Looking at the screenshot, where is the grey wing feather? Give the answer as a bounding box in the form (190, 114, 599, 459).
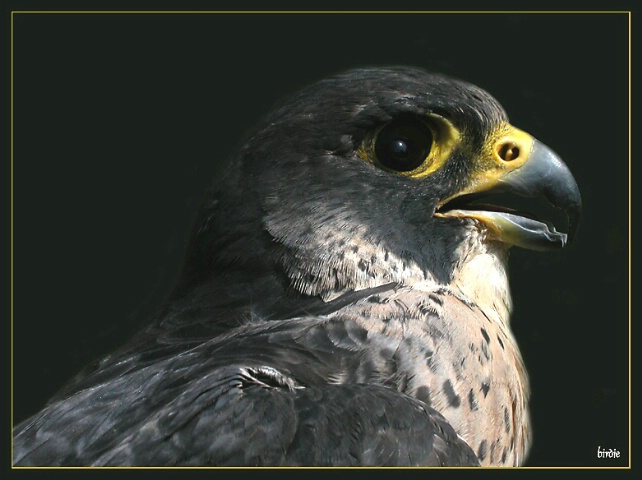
(14, 362, 477, 466)
(14, 315, 479, 466)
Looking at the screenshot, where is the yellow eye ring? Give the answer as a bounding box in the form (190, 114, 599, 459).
(359, 113, 461, 179)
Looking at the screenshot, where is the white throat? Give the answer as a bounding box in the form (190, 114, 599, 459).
(449, 226, 513, 327)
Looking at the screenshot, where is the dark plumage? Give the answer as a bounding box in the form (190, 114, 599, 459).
(13, 66, 581, 467)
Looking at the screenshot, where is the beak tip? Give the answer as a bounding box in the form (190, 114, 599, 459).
(518, 138, 583, 247)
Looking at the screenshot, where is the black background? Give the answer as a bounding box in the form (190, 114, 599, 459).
(7, 8, 631, 469)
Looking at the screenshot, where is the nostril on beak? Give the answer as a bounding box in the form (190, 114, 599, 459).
(497, 142, 521, 162)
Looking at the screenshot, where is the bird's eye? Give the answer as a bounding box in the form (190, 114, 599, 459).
(374, 116, 434, 172)
(358, 113, 459, 179)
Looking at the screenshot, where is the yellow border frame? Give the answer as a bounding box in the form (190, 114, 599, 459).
(9, 10, 632, 470)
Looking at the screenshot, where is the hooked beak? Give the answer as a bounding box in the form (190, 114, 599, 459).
(435, 126, 581, 251)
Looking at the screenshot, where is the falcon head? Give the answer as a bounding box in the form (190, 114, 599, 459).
(182, 66, 581, 311)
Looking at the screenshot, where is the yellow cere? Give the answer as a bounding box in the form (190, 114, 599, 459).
(437, 124, 535, 209)
(469, 124, 534, 190)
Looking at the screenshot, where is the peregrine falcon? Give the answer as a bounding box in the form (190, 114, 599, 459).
(13, 66, 581, 467)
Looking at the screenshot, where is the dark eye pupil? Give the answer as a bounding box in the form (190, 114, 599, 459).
(375, 116, 433, 172)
